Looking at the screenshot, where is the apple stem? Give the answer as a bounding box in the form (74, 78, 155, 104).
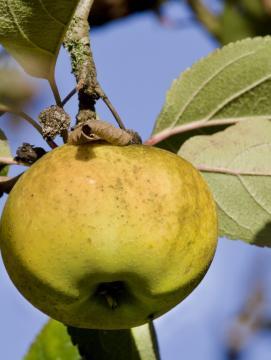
(148, 320, 161, 360)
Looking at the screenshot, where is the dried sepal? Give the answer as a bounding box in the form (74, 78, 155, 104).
(68, 119, 142, 146)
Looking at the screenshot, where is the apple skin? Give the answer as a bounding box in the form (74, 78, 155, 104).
(0, 143, 217, 329)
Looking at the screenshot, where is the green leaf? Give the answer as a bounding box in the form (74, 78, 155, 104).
(179, 119, 271, 247)
(152, 37, 271, 152)
(0, 0, 79, 79)
(24, 320, 80, 360)
(0, 129, 11, 176)
(68, 322, 159, 360)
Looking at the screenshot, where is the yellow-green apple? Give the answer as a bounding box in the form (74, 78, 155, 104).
(0, 143, 217, 329)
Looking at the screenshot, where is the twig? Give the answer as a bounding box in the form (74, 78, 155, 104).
(89, 0, 164, 27)
(62, 87, 77, 106)
(49, 77, 62, 107)
(48, 77, 69, 144)
(95, 87, 126, 130)
(186, 0, 221, 40)
(0, 157, 20, 166)
(0, 174, 22, 195)
(262, 0, 271, 15)
(0, 107, 42, 135)
(63, 0, 97, 123)
(0, 106, 54, 149)
(64, 0, 125, 129)
(18, 111, 43, 134)
(225, 285, 265, 359)
(1, 108, 58, 149)
(18, 112, 58, 149)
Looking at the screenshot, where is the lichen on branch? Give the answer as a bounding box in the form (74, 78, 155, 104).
(186, 0, 222, 40)
(64, 0, 99, 123)
(63, 0, 125, 130)
(64, 1, 97, 94)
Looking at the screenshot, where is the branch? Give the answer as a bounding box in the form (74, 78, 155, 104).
(225, 284, 265, 359)
(0, 146, 46, 168)
(0, 157, 20, 166)
(64, 0, 96, 91)
(18, 112, 58, 149)
(18, 111, 43, 133)
(0, 174, 22, 196)
(0, 107, 42, 134)
(1, 107, 58, 149)
(64, 0, 125, 128)
(186, 0, 221, 40)
(89, 0, 164, 27)
(49, 77, 62, 107)
(262, 0, 271, 15)
(62, 87, 77, 106)
(95, 87, 126, 130)
(64, 0, 98, 123)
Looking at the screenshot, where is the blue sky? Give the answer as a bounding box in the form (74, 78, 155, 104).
(1, 2, 271, 359)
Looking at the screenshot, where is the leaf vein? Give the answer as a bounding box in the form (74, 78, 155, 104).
(238, 175, 271, 216)
(7, 0, 53, 56)
(171, 51, 255, 128)
(38, 0, 66, 26)
(205, 74, 271, 121)
(216, 198, 253, 234)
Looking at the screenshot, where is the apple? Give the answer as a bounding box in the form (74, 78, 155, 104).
(0, 143, 217, 329)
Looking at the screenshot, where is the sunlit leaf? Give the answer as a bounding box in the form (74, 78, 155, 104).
(24, 320, 80, 360)
(180, 119, 271, 247)
(0, 129, 11, 176)
(0, 0, 79, 79)
(152, 37, 271, 152)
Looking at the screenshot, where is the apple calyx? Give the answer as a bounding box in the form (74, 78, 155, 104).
(95, 281, 126, 310)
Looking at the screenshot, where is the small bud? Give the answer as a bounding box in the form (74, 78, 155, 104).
(39, 105, 71, 140)
(15, 143, 46, 164)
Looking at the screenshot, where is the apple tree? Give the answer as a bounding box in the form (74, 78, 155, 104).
(0, 0, 271, 359)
